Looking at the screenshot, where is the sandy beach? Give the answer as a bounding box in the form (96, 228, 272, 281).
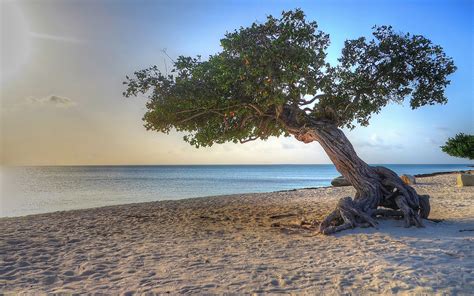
(1, 172, 473, 294)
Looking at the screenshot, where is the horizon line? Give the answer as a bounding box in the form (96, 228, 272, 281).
(2, 163, 472, 168)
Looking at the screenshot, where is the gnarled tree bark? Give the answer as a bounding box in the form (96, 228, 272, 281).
(292, 123, 430, 235)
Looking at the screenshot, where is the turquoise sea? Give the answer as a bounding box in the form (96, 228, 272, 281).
(0, 164, 471, 217)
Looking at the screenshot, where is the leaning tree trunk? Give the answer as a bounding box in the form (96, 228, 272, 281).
(294, 123, 430, 234)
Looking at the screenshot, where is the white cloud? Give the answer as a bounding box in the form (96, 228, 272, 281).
(435, 126, 451, 132)
(30, 32, 84, 44)
(26, 95, 76, 108)
(357, 133, 403, 150)
(425, 137, 443, 146)
(281, 142, 296, 150)
(370, 133, 383, 144)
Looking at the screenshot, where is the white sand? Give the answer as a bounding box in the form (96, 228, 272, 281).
(1, 173, 473, 294)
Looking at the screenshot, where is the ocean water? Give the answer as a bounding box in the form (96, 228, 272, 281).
(0, 164, 471, 217)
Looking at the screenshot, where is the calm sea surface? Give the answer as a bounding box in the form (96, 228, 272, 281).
(0, 164, 471, 217)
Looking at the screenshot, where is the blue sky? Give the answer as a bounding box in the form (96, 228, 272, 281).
(1, 0, 472, 165)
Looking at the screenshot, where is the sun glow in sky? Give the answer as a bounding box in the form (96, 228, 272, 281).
(1, 2, 31, 83)
(0, 0, 473, 165)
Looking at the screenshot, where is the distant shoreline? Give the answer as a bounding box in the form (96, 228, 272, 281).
(277, 169, 474, 192)
(414, 169, 473, 178)
(2, 169, 473, 220)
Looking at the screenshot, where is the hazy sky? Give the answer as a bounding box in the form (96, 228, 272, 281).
(1, 0, 473, 165)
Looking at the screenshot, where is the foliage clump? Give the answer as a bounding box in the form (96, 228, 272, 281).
(441, 133, 474, 160)
(124, 9, 456, 148)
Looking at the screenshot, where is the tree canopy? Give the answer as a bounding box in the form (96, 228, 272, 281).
(441, 133, 474, 160)
(124, 9, 456, 148)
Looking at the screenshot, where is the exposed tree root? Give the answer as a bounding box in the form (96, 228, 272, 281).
(319, 166, 431, 235)
(319, 196, 378, 234)
(291, 124, 432, 235)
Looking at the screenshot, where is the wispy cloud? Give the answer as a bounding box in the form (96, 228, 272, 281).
(435, 126, 451, 133)
(26, 95, 76, 108)
(357, 133, 403, 150)
(30, 32, 84, 44)
(281, 142, 296, 150)
(425, 137, 443, 146)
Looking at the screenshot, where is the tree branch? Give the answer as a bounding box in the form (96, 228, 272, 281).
(178, 111, 209, 123)
(175, 104, 243, 114)
(178, 109, 228, 124)
(298, 94, 327, 106)
(239, 136, 258, 143)
(246, 103, 265, 115)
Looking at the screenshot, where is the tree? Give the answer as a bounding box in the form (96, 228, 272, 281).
(124, 9, 456, 234)
(441, 133, 474, 160)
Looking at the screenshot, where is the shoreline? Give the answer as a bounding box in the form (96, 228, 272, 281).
(414, 169, 473, 178)
(2, 169, 472, 220)
(1, 172, 473, 294)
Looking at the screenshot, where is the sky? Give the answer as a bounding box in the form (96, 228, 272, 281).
(0, 0, 473, 165)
